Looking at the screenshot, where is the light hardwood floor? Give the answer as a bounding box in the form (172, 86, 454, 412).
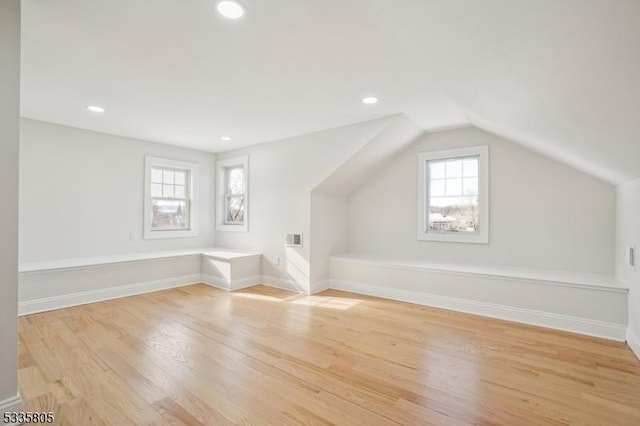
(18, 284, 640, 425)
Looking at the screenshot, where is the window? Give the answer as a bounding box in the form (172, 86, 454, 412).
(418, 146, 489, 243)
(217, 156, 248, 232)
(144, 157, 199, 239)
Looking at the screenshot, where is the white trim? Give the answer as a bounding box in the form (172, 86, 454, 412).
(202, 251, 262, 262)
(261, 275, 306, 293)
(425, 122, 473, 133)
(20, 253, 204, 274)
(200, 273, 230, 291)
(626, 327, 640, 360)
(310, 279, 331, 294)
(0, 394, 23, 425)
(216, 155, 249, 232)
(417, 145, 489, 244)
(19, 274, 201, 316)
(202, 273, 306, 294)
(144, 156, 199, 240)
(201, 274, 263, 291)
(230, 275, 263, 291)
(329, 256, 627, 293)
(20, 248, 261, 273)
(329, 279, 626, 341)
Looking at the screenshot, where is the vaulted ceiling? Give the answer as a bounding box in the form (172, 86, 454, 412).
(21, 0, 640, 183)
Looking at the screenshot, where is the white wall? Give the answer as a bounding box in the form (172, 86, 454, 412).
(215, 118, 393, 293)
(309, 115, 423, 292)
(330, 257, 627, 340)
(348, 127, 616, 275)
(19, 119, 217, 262)
(310, 193, 349, 288)
(0, 0, 21, 410)
(616, 178, 640, 352)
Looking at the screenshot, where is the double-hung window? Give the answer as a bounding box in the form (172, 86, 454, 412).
(144, 157, 199, 239)
(216, 156, 248, 232)
(418, 146, 489, 243)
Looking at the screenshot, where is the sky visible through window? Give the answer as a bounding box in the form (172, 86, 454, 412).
(151, 167, 189, 230)
(428, 156, 479, 233)
(226, 166, 244, 223)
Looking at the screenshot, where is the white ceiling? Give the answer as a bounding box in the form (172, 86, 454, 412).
(21, 0, 640, 184)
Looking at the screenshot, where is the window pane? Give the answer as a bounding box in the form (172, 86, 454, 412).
(430, 180, 445, 197)
(428, 196, 479, 233)
(163, 170, 174, 184)
(151, 168, 163, 183)
(152, 199, 189, 230)
(225, 195, 245, 224)
(429, 161, 445, 179)
(445, 178, 462, 196)
(151, 183, 163, 197)
(463, 158, 479, 177)
(445, 160, 462, 178)
(174, 185, 186, 199)
(163, 184, 174, 198)
(174, 171, 186, 185)
(227, 167, 244, 195)
(463, 177, 478, 196)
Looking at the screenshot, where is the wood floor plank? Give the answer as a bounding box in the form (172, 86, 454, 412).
(18, 284, 640, 425)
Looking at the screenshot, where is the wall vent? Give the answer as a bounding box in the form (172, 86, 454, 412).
(285, 233, 303, 248)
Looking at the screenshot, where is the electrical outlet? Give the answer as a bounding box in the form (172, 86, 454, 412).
(129, 232, 138, 241)
(272, 256, 280, 266)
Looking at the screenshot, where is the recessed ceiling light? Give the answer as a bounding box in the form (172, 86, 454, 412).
(87, 105, 105, 113)
(216, 0, 245, 19)
(220, 136, 232, 141)
(362, 96, 379, 105)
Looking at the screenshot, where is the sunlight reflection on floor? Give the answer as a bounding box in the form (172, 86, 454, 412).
(232, 292, 284, 302)
(292, 296, 361, 310)
(231, 291, 362, 310)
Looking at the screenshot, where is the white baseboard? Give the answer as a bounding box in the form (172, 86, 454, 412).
(20, 272, 300, 316)
(0, 394, 23, 425)
(261, 275, 307, 293)
(18, 270, 626, 342)
(626, 327, 640, 360)
(19, 274, 201, 316)
(310, 279, 331, 295)
(206, 273, 307, 294)
(330, 280, 627, 341)
(200, 274, 264, 292)
(230, 275, 263, 291)
(200, 273, 230, 291)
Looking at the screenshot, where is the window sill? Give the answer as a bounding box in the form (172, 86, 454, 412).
(418, 231, 488, 244)
(144, 229, 198, 239)
(216, 223, 248, 232)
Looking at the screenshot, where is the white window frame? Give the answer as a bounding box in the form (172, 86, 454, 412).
(417, 145, 489, 244)
(144, 156, 199, 239)
(216, 155, 249, 232)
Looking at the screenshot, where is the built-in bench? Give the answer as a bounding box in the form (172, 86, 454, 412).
(20, 249, 629, 342)
(329, 254, 628, 341)
(19, 248, 262, 315)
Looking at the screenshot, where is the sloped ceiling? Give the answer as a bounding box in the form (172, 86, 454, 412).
(313, 114, 424, 195)
(21, 0, 640, 183)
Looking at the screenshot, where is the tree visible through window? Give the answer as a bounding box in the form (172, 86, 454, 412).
(427, 156, 479, 233)
(224, 166, 244, 224)
(418, 145, 488, 244)
(150, 167, 190, 230)
(216, 156, 248, 232)
(144, 156, 198, 240)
